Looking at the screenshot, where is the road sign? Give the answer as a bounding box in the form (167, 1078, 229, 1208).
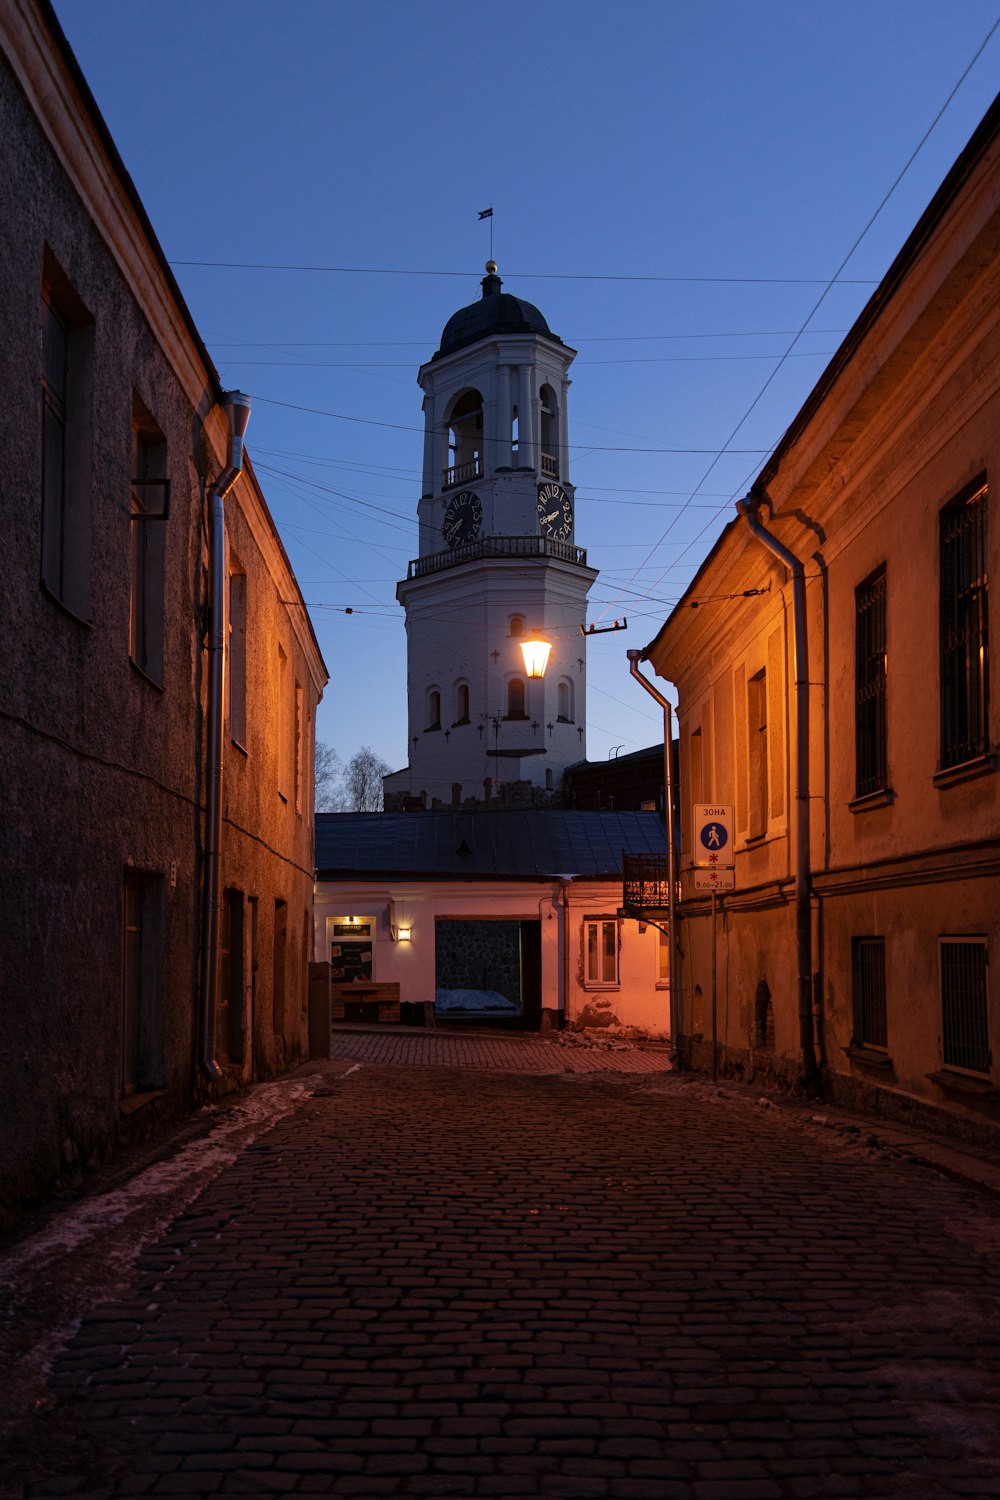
(693, 804, 734, 868)
(694, 868, 735, 892)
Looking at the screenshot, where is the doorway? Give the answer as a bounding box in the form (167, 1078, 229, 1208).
(434, 918, 542, 1029)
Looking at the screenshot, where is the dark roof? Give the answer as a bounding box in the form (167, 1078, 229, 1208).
(315, 810, 665, 880)
(434, 267, 562, 361)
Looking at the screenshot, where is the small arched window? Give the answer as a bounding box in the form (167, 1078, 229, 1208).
(454, 682, 470, 724)
(427, 688, 441, 730)
(540, 384, 558, 478)
(557, 678, 574, 723)
(507, 678, 526, 718)
(509, 614, 525, 638)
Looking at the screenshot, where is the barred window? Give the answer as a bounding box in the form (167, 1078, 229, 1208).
(855, 567, 887, 797)
(852, 937, 887, 1049)
(940, 939, 990, 1075)
(940, 480, 988, 769)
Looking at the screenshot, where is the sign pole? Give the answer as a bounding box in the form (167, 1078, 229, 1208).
(711, 888, 718, 1083)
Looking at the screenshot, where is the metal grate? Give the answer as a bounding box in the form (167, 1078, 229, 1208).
(941, 940, 990, 1074)
(940, 482, 989, 769)
(855, 567, 887, 796)
(623, 853, 671, 913)
(851, 936, 887, 1048)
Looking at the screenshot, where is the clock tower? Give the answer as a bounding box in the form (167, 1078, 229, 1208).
(384, 264, 598, 810)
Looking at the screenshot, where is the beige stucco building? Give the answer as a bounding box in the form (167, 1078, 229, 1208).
(0, 0, 327, 1222)
(643, 97, 999, 1137)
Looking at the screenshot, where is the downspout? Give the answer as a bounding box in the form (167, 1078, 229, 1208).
(735, 489, 818, 1084)
(626, 652, 680, 1061)
(199, 391, 252, 1080)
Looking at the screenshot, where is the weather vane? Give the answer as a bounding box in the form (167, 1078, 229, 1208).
(478, 205, 493, 260)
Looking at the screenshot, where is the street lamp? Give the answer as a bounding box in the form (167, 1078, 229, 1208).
(519, 634, 552, 678)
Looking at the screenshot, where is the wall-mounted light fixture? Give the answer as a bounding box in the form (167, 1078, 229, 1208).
(397, 925, 412, 942)
(520, 635, 552, 678)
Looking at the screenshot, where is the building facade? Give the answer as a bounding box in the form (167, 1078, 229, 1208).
(0, 0, 327, 1223)
(384, 266, 598, 810)
(644, 98, 1000, 1137)
(314, 811, 671, 1036)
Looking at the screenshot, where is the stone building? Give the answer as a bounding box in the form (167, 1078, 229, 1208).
(0, 0, 327, 1222)
(642, 96, 1000, 1137)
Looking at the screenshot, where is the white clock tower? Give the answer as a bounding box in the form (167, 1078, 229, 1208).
(384, 263, 598, 811)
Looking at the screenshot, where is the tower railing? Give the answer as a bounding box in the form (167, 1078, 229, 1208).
(541, 453, 559, 478)
(408, 535, 589, 580)
(443, 459, 484, 490)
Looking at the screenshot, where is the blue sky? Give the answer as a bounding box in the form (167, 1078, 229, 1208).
(53, 0, 1000, 772)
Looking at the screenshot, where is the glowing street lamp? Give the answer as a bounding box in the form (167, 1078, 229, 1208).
(519, 635, 552, 678)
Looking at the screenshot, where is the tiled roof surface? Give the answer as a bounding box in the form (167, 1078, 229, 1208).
(315, 810, 666, 879)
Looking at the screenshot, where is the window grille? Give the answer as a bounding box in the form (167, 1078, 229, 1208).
(855, 567, 887, 796)
(940, 939, 989, 1074)
(851, 936, 887, 1049)
(940, 482, 988, 768)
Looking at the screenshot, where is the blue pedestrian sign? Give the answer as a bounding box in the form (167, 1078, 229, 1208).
(693, 805, 734, 869)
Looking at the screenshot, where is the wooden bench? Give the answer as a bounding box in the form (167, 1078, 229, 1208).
(331, 982, 401, 1024)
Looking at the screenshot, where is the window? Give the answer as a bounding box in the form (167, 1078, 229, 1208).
(328, 915, 374, 984)
(509, 615, 525, 638)
(272, 898, 287, 1037)
(540, 384, 558, 478)
(41, 268, 94, 620)
(855, 566, 887, 797)
(217, 890, 245, 1066)
(940, 938, 989, 1074)
(427, 688, 441, 730)
(122, 871, 164, 1094)
(557, 678, 574, 723)
(454, 682, 470, 724)
(940, 479, 989, 769)
(851, 937, 887, 1049)
(506, 678, 526, 718)
(748, 668, 768, 839)
(294, 683, 304, 814)
(228, 567, 247, 747)
(277, 645, 289, 799)
(585, 918, 618, 986)
(129, 401, 167, 684)
(445, 388, 484, 486)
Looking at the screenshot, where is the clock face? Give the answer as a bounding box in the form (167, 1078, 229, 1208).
(537, 482, 573, 541)
(442, 489, 482, 547)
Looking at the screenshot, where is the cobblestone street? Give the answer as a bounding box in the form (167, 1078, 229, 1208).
(3, 1037, 1000, 1498)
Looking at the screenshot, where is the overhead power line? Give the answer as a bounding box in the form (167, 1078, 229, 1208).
(173, 259, 879, 286)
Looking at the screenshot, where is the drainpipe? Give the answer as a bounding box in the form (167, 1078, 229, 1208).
(626, 652, 680, 1061)
(199, 391, 252, 1081)
(735, 489, 818, 1084)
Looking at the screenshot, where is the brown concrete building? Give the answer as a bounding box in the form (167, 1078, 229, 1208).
(0, 0, 328, 1222)
(643, 96, 1000, 1139)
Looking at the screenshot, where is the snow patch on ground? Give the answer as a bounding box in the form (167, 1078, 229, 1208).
(435, 987, 520, 1015)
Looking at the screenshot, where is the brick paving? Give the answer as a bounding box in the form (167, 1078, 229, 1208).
(4, 1055, 1000, 1498)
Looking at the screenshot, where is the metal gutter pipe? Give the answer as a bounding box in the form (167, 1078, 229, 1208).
(199, 391, 252, 1081)
(735, 491, 818, 1083)
(626, 652, 680, 1061)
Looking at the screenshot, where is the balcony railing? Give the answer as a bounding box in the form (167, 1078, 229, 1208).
(622, 853, 671, 913)
(541, 452, 559, 478)
(408, 535, 589, 580)
(443, 458, 483, 490)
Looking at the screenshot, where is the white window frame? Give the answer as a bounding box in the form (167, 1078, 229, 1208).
(584, 917, 619, 989)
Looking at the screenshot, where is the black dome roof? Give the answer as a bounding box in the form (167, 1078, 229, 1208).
(433, 265, 560, 361)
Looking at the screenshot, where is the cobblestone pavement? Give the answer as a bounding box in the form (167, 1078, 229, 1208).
(4, 1053, 1000, 1499)
(328, 1027, 676, 1074)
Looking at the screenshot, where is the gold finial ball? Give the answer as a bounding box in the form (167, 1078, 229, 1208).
(485, 260, 498, 275)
